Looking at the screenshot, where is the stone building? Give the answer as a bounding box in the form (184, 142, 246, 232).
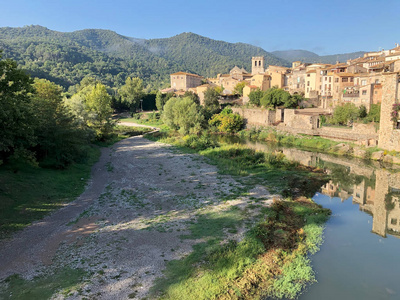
(252, 56, 265, 75)
(170, 72, 203, 91)
(378, 72, 400, 151)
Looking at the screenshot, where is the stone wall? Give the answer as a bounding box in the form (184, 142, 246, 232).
(231, 107, 276, 127)
(233, 107, 379, 143)
(378, 72, 400, 151)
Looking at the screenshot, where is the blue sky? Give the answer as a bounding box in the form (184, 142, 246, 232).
(0, 0, 399, 55)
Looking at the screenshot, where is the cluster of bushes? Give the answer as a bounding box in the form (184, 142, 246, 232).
(324, 103, 381, 126)
(160, 87, 244, 136)
(249, 87, 304, 109)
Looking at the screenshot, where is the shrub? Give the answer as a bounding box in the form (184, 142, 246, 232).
(209, 108, 244, 133)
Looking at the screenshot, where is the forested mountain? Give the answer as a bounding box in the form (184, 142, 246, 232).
(271, 49, 366, 64)
(0, 25, 287, 90)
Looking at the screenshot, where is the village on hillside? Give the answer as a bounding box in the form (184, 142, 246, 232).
(161, 44, 400, 152)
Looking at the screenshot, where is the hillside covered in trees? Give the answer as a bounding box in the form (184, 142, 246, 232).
(0, 25, 288, 90)
(271, 49, 366, 64)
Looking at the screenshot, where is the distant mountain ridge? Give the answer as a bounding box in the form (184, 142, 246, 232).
(0, 25, 287, 89)
(271, 49, 366, 64)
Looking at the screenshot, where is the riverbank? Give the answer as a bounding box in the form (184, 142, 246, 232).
(145, 131, 331, 299)
(0, 130, 330, 300)
(0, 126, 152, 239)
(237, 127, 400, 164)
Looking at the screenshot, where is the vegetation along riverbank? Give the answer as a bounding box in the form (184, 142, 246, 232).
(145, 128, 331, 299)
(235, 126, 400, 164)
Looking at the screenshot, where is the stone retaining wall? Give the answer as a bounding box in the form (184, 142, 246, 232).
(233, 107, 379, 144)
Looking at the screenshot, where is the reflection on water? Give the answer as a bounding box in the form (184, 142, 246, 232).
(242, 140, 400, 239)
(281, 147, 400, 240)
(233, 139, 400, 299)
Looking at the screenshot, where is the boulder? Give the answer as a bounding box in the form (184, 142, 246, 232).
(353, 148, 367, 159)
(371, 151, 384, 161)
(383, 154, 400, 165)
(335, 143, 352, 154)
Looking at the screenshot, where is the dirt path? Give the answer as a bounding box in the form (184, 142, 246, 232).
(0, 135, 273, 299)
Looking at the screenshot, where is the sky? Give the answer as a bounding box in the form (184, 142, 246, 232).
(0, 0, 399, 55)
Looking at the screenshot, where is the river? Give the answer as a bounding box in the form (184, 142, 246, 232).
(221, 137, 400, 300)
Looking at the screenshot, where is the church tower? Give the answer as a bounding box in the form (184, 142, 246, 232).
(252, 56, 265, 75)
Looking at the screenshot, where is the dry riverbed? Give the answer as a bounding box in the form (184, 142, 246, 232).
(0, 134, 276, 299)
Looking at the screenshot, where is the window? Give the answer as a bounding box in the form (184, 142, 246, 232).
(375, 79, 380, 84)
(342, 78, 348, 82)
(255, 61, 257, 67)
(350, 78, 354, 82)
(335, 78, 339, 83)
(307, 81, 310, 86)
(391, 219, 398, 225)
(320, 77, 322, 82)
(361, 80, 367, 85)
(307, 74, 310, 77)
(362, 90, 367, 95)
(329, 77, 332, 83)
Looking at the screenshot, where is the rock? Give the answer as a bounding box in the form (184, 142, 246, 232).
(371, 151, 384, 161)
(335, 144, 352, 154)
(383, 154, 400, 165)
(353, 148, 367, 159)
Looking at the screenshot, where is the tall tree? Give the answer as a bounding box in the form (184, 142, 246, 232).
(203, 87, 221, 120)
(85, 83, 115, 140)
(0, 54, 35, 162)
(118, 77, 144, 112)
(32, 78, 90, 167)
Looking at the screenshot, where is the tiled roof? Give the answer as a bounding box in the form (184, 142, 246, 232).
(171, 72, 202, 77)
(335, 72, 355, 77)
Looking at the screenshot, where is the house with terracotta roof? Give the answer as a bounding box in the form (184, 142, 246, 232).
(170, 72, 203, 91)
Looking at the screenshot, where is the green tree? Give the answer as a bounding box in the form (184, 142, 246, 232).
(203, 87, 221, 118)
(209, 107, 244, 133)
(183, 90, 200, 105)
(155, 91, 163, 111)
(332, 103, 359, 125)
(233, 82, 247, 96)
(358, 105, 367, 119)
(32, 78, 90, 167)
(0, 54, 35, 162)
(365, 104, 381, 122)
(118, 77, 144, 112)
(85, 83, 115, 140)
(162, 97, 204, 134)
(260, 88, 299, 108)
(248, 89, 264, 106)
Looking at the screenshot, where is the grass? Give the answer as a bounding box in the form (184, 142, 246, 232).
(146, 131, 331, 299)
(93, 125, 153, 147)
(151, 199, 330, 300)
(0, 268, 87, 299)
(0, 125, 150, 239)
(119, 116, 163, 127)
(0, 146, 100, 239)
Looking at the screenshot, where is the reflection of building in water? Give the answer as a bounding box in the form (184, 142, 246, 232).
(320, 181, 350, 201)
(326, 168, 400, 239)
(246, 142, 400, 238)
